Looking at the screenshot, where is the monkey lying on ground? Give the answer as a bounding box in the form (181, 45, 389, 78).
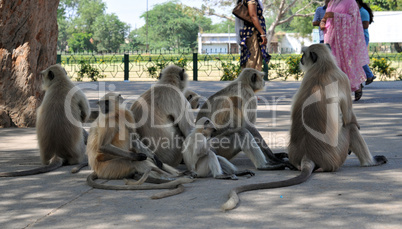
(182, 117, 254, 179)
(86, 93, 192, 198)
(0, 64, 90, 177)
(130, 65, 195, 167)
(221, 44, 387, 211)
(196, 68, 292, 170)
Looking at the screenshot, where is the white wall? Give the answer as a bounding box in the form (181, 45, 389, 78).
(369, 11, 402, 43)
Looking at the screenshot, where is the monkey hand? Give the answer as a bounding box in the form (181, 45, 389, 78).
(234, 169, 255, 177)
(152, 155, 164, 169)
(274, 152, 289, 159)
(129, 152, 147, 161)
(373, 155, 388, 166)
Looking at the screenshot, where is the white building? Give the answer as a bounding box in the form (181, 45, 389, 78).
(197, 32, 313, 54)
(369, 11, 402, 43)
(197, 33, 239, 54)
(277, 33, 313, 54)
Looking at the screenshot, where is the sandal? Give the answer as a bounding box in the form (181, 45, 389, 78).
(365, 76, 376, 85)
(354, 85, 363, 101)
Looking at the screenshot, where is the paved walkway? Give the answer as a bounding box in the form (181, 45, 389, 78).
(0, 81, 401, 229)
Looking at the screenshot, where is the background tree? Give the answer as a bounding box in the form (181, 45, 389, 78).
(367, 0, 402, 11)
(74, 0, 106, 35)
(138, 1, 211, 49)
(68, 32, 95, 52)
(57, 0, 130, 52)
(93, 13, 130, 52)
(206, 20, 236, 33)
(57, 0, 80, 51)
(120, 29, 147, 51)
(200, 0, 320, 50)
(1, 0, 59, 127)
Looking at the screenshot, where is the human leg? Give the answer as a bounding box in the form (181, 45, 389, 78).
(245, 30, 263, 71)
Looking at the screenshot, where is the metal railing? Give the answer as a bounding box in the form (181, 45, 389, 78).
(57, 47, 402, 81)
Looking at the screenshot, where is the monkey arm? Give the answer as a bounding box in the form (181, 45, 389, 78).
(130, 139, 163, 168)
(176, 108, 195, 137)
(339, 92, 360, 129)
(99, 144, 147, 161)
(77, 92, 90, 122)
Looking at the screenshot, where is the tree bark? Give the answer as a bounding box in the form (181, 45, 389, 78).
(0, 0, 59, 127)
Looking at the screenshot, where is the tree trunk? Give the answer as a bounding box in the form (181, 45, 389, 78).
(0, 0, 59, 127)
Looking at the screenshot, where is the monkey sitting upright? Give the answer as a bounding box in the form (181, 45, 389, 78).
(0, 64, 90, 177)
(196, 68, 291, 170)
(86, 93, 192, 192)
(130, 65, 195, 168)
(221, 44, 387, 211)
(182, 117, 254, 179)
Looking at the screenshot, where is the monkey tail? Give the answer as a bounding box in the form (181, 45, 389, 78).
(221, 160, 315, 212)
(150, 184, 185, 199)
(87, 172, 193, 191)
(71, 162, 88, 174)
(0, 157, 63, 177)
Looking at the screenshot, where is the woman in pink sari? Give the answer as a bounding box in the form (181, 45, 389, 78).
(320, 0, 369, 101)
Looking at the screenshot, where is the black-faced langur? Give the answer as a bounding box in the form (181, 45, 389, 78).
(182, 117, 255, 179)
(0, 64, 90, 177)
(196, 68, 292, 170)
(221, 44, 387, 211)
(130, 65, 195, 167)
(184, 89, 201, 110)
(86, 93, 192, 197)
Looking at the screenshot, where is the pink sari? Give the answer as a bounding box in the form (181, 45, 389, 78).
(324, 0, 369, 92)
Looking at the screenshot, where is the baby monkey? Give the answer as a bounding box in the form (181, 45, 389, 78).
(182, 117, 254, 179)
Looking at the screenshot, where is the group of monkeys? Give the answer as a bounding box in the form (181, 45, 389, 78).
(0, 44, 387, 211)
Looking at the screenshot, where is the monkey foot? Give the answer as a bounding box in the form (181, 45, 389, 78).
(373, 155, 388, 165)
(215, 174, 238, 180)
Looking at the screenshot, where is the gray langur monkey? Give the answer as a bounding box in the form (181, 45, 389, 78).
(182, 117, 255, 179)
(0, 64, 90, 177)
(184, 89, 201, 109)
(130, 65, 194, 167)
(86, 93, 192, 198)
(196, 68, 292, 171)
(221, 44, 387, 211)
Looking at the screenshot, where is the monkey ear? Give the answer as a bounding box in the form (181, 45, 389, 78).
(310, 52, 318, 63)
(179, 69, 185, 81)
(48, 70, 55, 80)
(301, 53, 305, 65)
(158, 73, 162, 80)
(251, 73, 257, 83)
(325, 43, 332, 51)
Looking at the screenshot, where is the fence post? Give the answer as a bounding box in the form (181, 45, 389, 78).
(193, 52, 198, 81)
(56, 54, 61, 64)
(124, 53, 129, 82)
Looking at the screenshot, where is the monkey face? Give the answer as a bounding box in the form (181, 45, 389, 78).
(249, 69, 265, 92)
(196, 117, 216, 138)
(185, 91, 200, 109)
(40, 64, 68, 90)
(300, 44, 336, 73)
(98, 93, 123, 114)
(159, 65, 188, 91)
